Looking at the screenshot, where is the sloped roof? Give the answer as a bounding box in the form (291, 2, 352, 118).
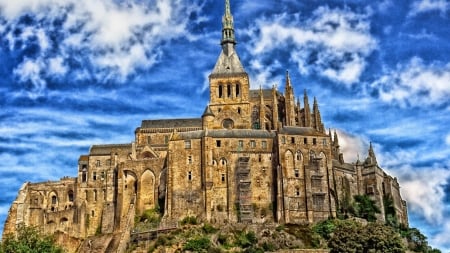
(141, 118, 202, 129)
(280, 126, 328, 136)
(89, 144, 132, 155)
(210, 47, 246, 76)
(173, 129, 275, 140)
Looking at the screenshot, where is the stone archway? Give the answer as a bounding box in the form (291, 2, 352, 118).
(138, 169, 156, 213)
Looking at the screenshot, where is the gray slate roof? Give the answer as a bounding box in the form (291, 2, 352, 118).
(89, 144, 132, 155)
(211, 46, 246, 76)
(175, 129, 275, 140)
(141, 118, 202, 129)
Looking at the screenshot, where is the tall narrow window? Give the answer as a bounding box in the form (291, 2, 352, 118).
(250, 140, 256, 148)
(187, 155, 193, 164)
(94, 190, 97, 201)
(93, 172, 97, 181)
(185, 140, 191, 149)
(51, 195, 57, 204)
(221, 174, 225, 182)
(82, 168, 87, 183)
(296, 187, 300, 196)
(313, 138, 317, 145)
(188, 171, 192, 181)
(68, 191, 74, 202)
(238, 140, 243, 148)
(304, 138, 308, 144)
(294, 169, 299, 178)
(236, 84, 240, 97)
(262, 141, 267, 149)
(218, 85, 223, 98)
(227, 84, 231, 97)
(216, 140, 221, 147)
(96, 160, 101, 167)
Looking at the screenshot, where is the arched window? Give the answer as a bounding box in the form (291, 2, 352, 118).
(218, 85, 223, 98)
(51, 195, 57, 205)
(68, 191, 74, 202)
(236, 83, 240, 97)
(82, 167, 87, 183)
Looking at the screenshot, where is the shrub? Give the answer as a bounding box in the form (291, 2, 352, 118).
(0, 224, 63, 253)
(202, 223, 218, 234)
(180, 216, 198, 226)
(184, 236, 211, 251)
(313, 219, 336, 240)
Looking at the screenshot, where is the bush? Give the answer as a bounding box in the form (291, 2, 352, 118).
(313, 219, 336, 240)
(234, 231, 258, 248)
(328, 221, 404, 253)
(202, 223, 218, 234)
(184, 236, 211, 251)
(180, 216, 198, 226)
(0, 224, 63, 253)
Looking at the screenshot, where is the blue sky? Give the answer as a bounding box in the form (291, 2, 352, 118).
(0, 0, 449, 250)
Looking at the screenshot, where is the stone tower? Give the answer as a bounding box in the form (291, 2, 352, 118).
(208, 0, 251, 130)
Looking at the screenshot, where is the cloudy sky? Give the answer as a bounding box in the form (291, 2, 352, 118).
(0, 0, 449, 250)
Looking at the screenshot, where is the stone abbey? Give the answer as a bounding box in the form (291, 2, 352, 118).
(3, 0, 408, 251)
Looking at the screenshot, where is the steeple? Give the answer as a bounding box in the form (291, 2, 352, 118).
(211, 0, 246, 75)
(313, 97, 325, 132)
(221, 0, 236, 46)
(367, 142, 378, 165)
(284, 71, 296, 126)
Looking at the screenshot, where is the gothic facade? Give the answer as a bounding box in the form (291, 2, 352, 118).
(3, 0, 408, 250)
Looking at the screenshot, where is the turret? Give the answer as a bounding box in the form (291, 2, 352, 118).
(259, 86, 266, 130)
(365, 142, 378, 165)
(303, 90, 311, 127)
(284, 71, 296, 126)
(272, 85, 279, 131)
(312, 97, 325, 132)
(202, 105, 215, 129)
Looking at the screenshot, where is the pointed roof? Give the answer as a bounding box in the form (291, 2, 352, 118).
(211, 0, 246, 76)
(202, 105, 215, 117)
(285, 70, 292, 89)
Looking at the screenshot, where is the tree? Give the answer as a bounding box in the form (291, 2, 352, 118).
(328, 221, 404, 253)
(0, 224, 63, 253)
(351, 195, 380, 222)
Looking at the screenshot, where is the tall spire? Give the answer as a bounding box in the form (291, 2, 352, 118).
(221, 0, 236, 46)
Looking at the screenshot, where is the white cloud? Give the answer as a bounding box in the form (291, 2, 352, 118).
(13, 58, 47, 98)
(373, 57, 450, 107)
(395, 165, 450, 224)
(335, 129, 369, 162)
(0, 0, 203, 96)
(246, 6, 377, 86)
(409, 0, 450, 16)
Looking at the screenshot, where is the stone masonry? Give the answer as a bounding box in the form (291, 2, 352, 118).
(3, 0, 408, 251)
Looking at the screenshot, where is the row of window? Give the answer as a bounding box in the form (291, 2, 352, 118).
(84, 189, 107, 202)
(218, 83, 240, 99)
(281, 136, 327, 146)
(81, 170, 106, 183)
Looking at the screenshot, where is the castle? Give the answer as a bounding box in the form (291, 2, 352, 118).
(3, 0, 408, 251)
